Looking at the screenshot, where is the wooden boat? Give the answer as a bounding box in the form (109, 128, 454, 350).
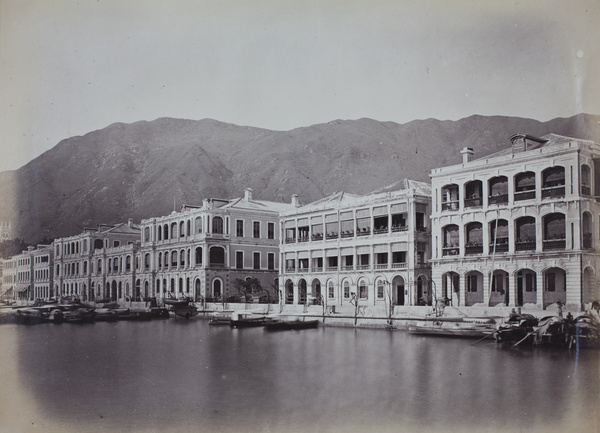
(532, 316, 572, 347)
(208, 312, 233, 326)
(567, 314, 600, 349)
(408, 319, 496, 338)
(494, 313, 539, 344)
(229, 311, 272, 328)
(264, 315, 319, 331)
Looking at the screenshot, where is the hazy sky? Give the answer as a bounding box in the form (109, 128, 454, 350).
(1, 0, 599, 171)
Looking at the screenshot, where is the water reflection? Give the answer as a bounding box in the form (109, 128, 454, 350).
(5, 320, 599, 433)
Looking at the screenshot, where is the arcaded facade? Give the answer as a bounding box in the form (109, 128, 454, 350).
(430, 133, 600, 310)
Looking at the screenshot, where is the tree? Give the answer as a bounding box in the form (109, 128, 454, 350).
(232, 278, 263, 302)
(0, 238, 30, 259)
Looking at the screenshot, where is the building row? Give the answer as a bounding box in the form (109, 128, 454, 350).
(1, 132, 599, 311)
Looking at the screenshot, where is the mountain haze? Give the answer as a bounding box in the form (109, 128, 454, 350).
(1, 114, 599, 243)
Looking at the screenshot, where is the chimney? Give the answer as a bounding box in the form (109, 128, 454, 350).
(291, 194, 299, 207)
(128, 218, 133, 228)
(244, 188, 253, 201)
(460, 147, 474, 164)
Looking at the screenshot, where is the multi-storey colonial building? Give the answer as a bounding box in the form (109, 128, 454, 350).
(430, 133, 600, 310)
(53, 220, 141, 301)
(32, 244, 53, 300)
(279, 180, 431, 309)
(138, 189, 296, 302)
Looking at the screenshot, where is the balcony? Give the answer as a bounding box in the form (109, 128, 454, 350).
(489, 240, 509, 253)
(515, 240, 536, 252)
(285, 267, 296, 273)
(373, 228, 388, 235)
(297, 237, 310, 243)
(442, 246, 459, 256)
(391, 225, 408, 232)
(356, 264, 370, 271)
(312, 266, 323, 272)
(514, 190, 535, 202)
(464, 197, 483, 208)
(488, 194, 508, 205)
(285, 238, 296, 244)
(311, 234, 323, 241)
(356, 228, 371, 236)
(392, 262, 407, 269)
(543, 238, 566, 251)
(374, 264, 389, 270)
(340, 231, 354, 238)
(464, 243, 483, 255)
(542, 186, 565, 199)
(326, 266, 338, 272)
(325, 232, 339, 240)
(340, 265, 354, 271)
(442, 201, 459, 212)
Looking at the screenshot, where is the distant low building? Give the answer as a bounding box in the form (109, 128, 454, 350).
(430, 133, 600, 310)
(279, 180, 432, 308)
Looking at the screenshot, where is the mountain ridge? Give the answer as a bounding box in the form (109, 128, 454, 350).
(1, 113, 599, 243)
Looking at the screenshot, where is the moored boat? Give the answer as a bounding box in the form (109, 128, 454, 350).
(408, 318, 496, 338)
(229, 311, 272, 328)
(494, 312, 539, 344)
(264, 315, 319, 331)
(208, 311, 233, 326)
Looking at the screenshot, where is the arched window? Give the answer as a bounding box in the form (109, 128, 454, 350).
(180, 249, 185, 266)
(514, 171, 536, 201)
(213, 279, 222, 298)
(464, 180, 482, 208)
(171, 222, 178, 238)
(543, 213, 565, 250)
(488, 176, 508, 204)
(489, 219, 509, 253)
(515, 217, 536, 251)
(187, 220, 191, 236)
(465, 222, 483, 255)
(343, 280, 350, 299)
(144, 227, 150, 242)
(195, 247, 203, 265)
(94, 239, 104, 250)
(441, 184, 459, 211)
(581, 164, 591, 196)
(542, 166, 565, 199)
(158, 252, 162, 269)
(358, 279, 368, 299)
(163, 224, 169, 240)
(582, 211, 593, 249)
(196, 217, 202, 233)
(328, 281, 335, 299)
(212, 216, 224, 234)
(157, 225, 162, 241)
(209, 247, 225, 267)
(180, 221, 185, 238)
(443, 224, 459, 256)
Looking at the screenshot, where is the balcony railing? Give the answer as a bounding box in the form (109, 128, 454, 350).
(581, 186, 591, 196)
(285, 267, 296, 273)
(285, 238, 296, 244)
(356, 264, 370, 271)
(311, 234, 324, 241)
(356, 228, 371, 236)
(325, 233, 339, 240)
(489, 242, 509, 253)
(465, 244, 483, 255)
(326, 266, 338, 272)
(515, 240, 536, 252)
(340, 265, 354, 271)
(340, 231, 354, 238)
(373, 228, 388, 235)
(312, 266, 323, 272)
(488, 194, 508, 205)
(464, 197, 483, 208)
(543, 239, 566, 251)
(514, 190, 535, 201)
(442, 201, 459, 211)
(442, 247, 459, 256)
(391, 225, 408, 232)
(392, 262, 407, 269)
(542, 186, 565, 199)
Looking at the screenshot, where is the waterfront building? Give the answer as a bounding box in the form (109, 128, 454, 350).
(279, 180, 432, 309)
(53, 220, 141, 301)
(32, 244, 53, 300)
(1, 256, 16, 302)
(430, 133, 600, 310)
(138, 189, 296, 302)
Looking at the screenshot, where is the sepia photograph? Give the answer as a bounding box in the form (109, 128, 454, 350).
(0, 1, 599, 432)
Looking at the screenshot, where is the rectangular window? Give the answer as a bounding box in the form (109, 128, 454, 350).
(113, 241, 120, 248)
(525, 274, 536, 292)
(267, 253, 275, 270)
(253, 252, 260, 270)
(545, 273, 555, 292)
(236, 220, 244, 237)
(468, 275, 478, 292)
(253, 221, 260, 238)
(328, 285, 334, 299)
(268, 222, 275, 239)
(359, 284, 368, 299)
(377, 284, 384, 299)
(236, 251, 243, 269)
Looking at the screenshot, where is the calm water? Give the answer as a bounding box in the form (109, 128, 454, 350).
(0, 318, 598, 433)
